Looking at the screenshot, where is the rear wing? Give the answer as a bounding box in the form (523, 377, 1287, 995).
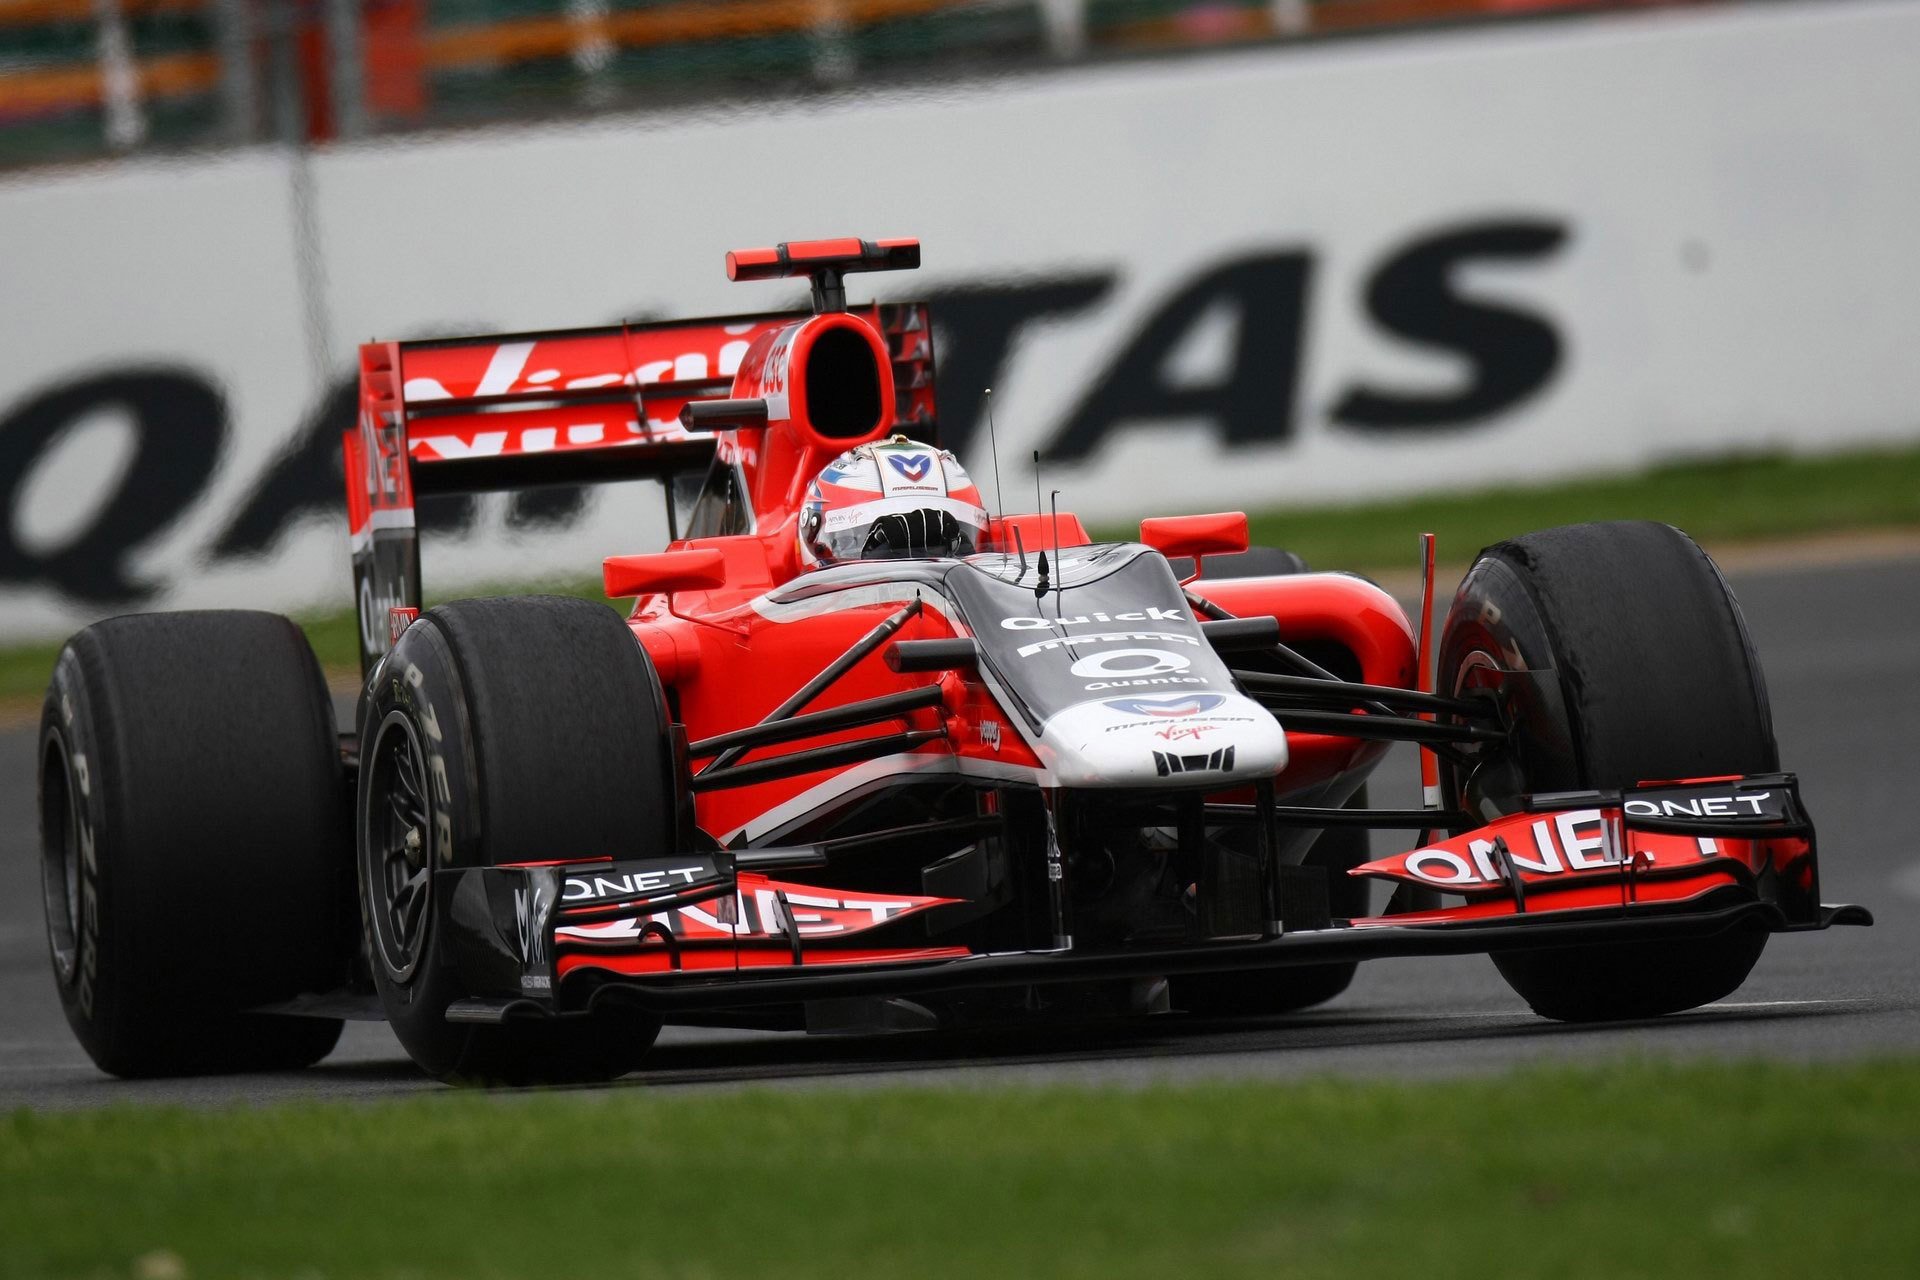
(345, 304, 936, 673)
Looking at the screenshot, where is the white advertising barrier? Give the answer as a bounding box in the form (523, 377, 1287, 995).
(3, 0, 1919, 642)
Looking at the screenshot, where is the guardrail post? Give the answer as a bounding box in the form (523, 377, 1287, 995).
(265, 0, 304, 145)
(214, 0, 258, 142)
(809, 0, 855, 83)
(567, 0, 617, 105)
(1038, 0, 1086, 60)
(1271, 0, 1310, 36)
(329, 0, 369, 138)
(91, 0, 147, 150)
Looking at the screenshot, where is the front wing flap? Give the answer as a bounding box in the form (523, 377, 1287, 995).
(1350, 773, 1823, 925)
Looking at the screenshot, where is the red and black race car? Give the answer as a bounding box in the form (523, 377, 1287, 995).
(36, 238, 1870, 1083)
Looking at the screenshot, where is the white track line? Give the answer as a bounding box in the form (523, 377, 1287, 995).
(1360, 999, 1857, 1023)
(1706, 999, 1856, 1010)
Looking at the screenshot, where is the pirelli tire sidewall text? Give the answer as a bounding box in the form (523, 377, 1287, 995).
(358, 618, 482, 1031)
(40, 651, 111, 1038)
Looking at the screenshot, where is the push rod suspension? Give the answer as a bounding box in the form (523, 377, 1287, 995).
(688, 684, 945, 759)
(702, 596, 924, 773)
(1231, 670, 1492, 720)
(691, 729, 947, 793)
(1187, 591, 1399, 718)
(1254, 706, 1503, 745)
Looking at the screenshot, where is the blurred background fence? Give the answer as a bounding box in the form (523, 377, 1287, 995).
(2, 0, 1916, 645)
(1, 0, 1710, 169)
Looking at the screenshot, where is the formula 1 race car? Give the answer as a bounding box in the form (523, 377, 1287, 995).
(36, 237, 1871, 1083)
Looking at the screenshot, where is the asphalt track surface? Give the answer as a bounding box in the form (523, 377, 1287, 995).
(3, 555, 1916, 1108)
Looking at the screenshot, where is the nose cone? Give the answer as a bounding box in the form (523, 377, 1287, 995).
(1036, 691, 1288, 789)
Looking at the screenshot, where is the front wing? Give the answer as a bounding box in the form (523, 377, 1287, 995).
(428, 773, 1870, 1024)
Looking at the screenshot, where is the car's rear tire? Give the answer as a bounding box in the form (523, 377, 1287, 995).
(358, 596, 675, 1085)
(37, 611, 349, 1077)
(1438, 521, 1778, 1022)
(1171, 787, 1371, 1017)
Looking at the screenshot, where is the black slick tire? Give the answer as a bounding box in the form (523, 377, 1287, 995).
(358, 596, 674, 1086)
(1437, 521, 1777, 1022)
(37, 611, 349, 1078)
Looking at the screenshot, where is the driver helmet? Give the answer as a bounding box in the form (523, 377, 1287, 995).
(798, 436, 990, 568)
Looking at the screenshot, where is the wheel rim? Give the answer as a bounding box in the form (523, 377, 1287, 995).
(39, 732, 81, 985)
(364, 711, 434, 983)
(1445, 646, 1527, 827)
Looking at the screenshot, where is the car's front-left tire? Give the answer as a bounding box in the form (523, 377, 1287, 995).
(359, 595, 676, 1085)
(38, 611, 349, 1078)
(1438, 521, 1778, 1022)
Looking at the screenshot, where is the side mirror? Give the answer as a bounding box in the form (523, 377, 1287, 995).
(886, 638, 980, 673)
(1139, 512, 1250, 563)
(604, 548, 727, 598)
(679, 398, 768, 431)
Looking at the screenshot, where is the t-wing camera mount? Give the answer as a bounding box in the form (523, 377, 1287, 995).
(725, 237, 921, 313)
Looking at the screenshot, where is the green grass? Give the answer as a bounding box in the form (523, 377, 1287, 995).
(1155, 445, 1920, 572)
(2, 1059, 1916, 1278)
(5, 444, 1919, 710)
(0, 639, 67, 713)
(0, 579, 627, 715)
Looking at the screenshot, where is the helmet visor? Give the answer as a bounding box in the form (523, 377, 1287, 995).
(811, 495, 988, 563)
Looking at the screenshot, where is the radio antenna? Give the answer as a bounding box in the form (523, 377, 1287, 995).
(982, 388, 1007, 527)
(1049, 488, 1064, 611)
(1031, 450, 1049, 601)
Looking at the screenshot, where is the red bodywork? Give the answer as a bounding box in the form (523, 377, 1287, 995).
(345, 238, 1841, 1010)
